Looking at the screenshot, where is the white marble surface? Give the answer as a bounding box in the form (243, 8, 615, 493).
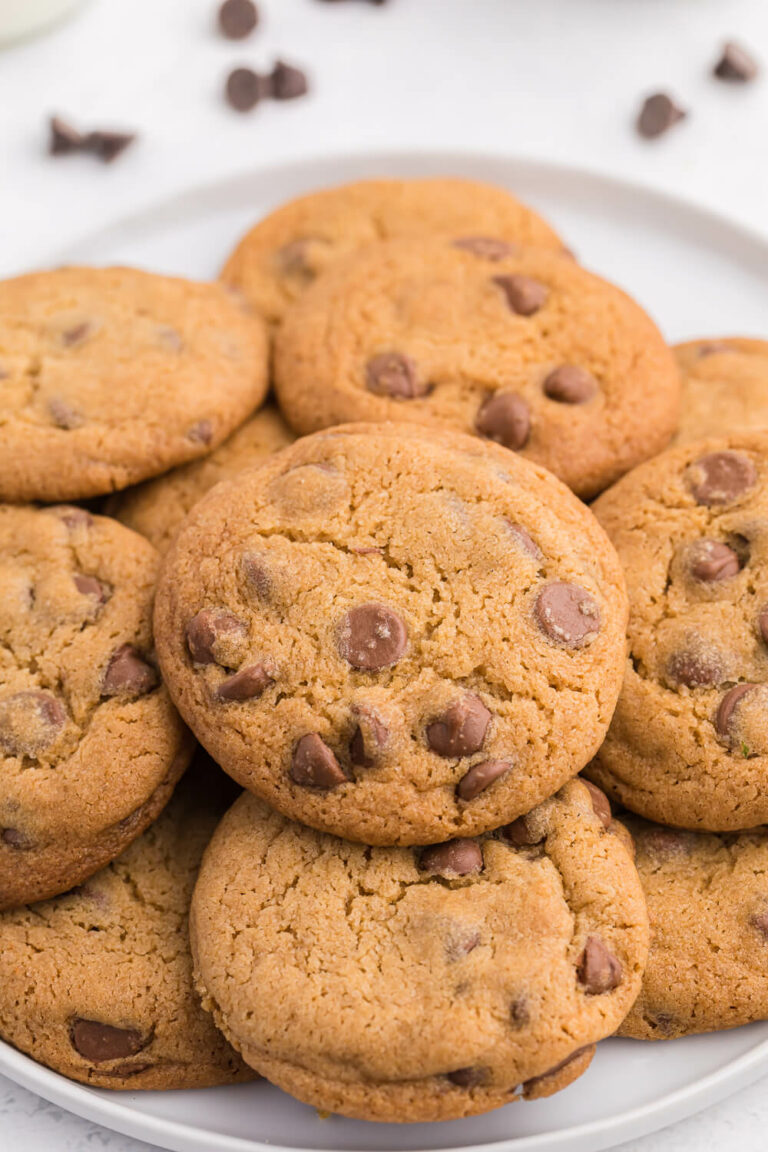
(1, 0, 768, 1148)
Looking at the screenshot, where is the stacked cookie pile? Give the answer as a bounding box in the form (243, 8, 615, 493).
(0, 178, 767, 1120)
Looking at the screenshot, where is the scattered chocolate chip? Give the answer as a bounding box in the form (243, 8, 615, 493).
(290, 733, 349, 788)
(186, 609, 247, 666)
(534, 583, 601, 648)
(475, 392, 531, 450)
(500, 814, 543, 847)
(217, 663, 273, 701)
(493, 274, 548, 316)
(48, 397, 84, 429)
(445, 1066, 486, 1088)
(543, 365, 598, 404)
(445, 925, 481, 961)
(636, 92, 687, 139)
(188, 419, 214, 445)
(419, 839, 483, 878)
(0, 691, 66, 757)
(1, 828, 33, 850)
(427, 694, 491, 757)
(750, 908, 768, 939)
(509, 996, 531, 1028)
(102, 646, 158, 698)
(70, 1019, 148, 1063)
(218, 0, 259, 39)
(74, 574, 110, 605)
(453, 236, 517, 261)
(688, 539, 741, 582)
(365, 351, 427, 399)
(271, 60, 309, 100)
(716, 683, 759, 738)
(349, 708, 389, 767)
(577, 936, 622, 994)
(666, 645, 723, 688)
(581, 779, 612, 829)
(49, 115, 84, 154)
(457, 759, 511, 802)
(225, 67, 269, 112)
(714, 41, 759, 83)
(505, 521, 542, 560)
(338, 603, 407, 670)
(687, 451, 757, 506)
(85, 130, 136, 163)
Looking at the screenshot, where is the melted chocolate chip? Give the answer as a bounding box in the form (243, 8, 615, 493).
(509, 996, 531, 1028)
(56, 506, 93, 530)
(70, 1019, 149, 1063)
(453, 236, 517, 261)
(187, 419, 214, 445)
(500, 815, 543, 847)
(1, 828, 33, 850)
(534, 583, 601, 648)
(687, 451, 757, 506)
(426, 694, 491, 757)
(419, 839, 483, 878)
(666, 645, 723, 689)
(290, 733, 349, 788)
(216, 664, 273, 702)
(278, 239, 315, 276)
(457, 759, 511, 802)
(61, 321, 93, 348)
(102, 646, 158, 698)
(445, 925, 481, 961)
(49, 397, 83, 429)
(716, 683, 759, 738)
(577, 936, 622, 994)
(445, 1066, 487, 1088)
(186, 609, 247, 666)
(74, 574, 110, 605)
(543, 364, 598, 404)
(365, 352, 427, 399)
(475, 393, 531, 450)
(338, 603, 407, 670)
(750, 908, 768, 939)
(493, 274, 548, 316)
(0, 690, 66, 757)
(688, 539, 741, 582)
(349, 708, 389, 767)
(581, 779, 612, 829)
(506, 521, 542, 560)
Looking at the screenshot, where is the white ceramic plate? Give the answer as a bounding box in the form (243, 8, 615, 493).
(4, 151, 768, 1152)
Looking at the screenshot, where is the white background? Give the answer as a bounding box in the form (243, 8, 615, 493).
(1, 0, 768, 1148)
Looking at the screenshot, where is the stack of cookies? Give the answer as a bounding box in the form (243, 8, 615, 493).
(1, 176, 767, 1122)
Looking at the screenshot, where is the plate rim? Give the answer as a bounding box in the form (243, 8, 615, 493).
(8, 146, 768, 1152)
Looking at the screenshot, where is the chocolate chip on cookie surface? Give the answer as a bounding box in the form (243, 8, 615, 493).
(0, 267, 269, 502)
(190, 779, 648, 1121)
(107, 404, 294, 555)
(220, 177, 564, 325)
(674, 338, 768, 445)
(0, 757, 253, 1089)
(154, 423, 628, 845)
(619, 816, 768, 1039)
(274, 237, 680, 498)
(588, 433, 768, 830)
(0, 505, 192, 910)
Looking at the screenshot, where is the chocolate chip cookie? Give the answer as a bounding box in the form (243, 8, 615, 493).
(190, 778, 648, 1122)
(588, 434, 768, 829)
(675, 338, 768, 444)
(274, 238, 680, 499)
(220, 177, 564, 325)
(619, 818, 768, 1039)
(0, 505, 192, 909)
(154, 422, 629, 846)
(0, 266, 269, 502)
(107, 404, 294, 555)
(0, 756, 253, 1089)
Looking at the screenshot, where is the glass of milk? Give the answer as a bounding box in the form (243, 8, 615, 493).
(0, 0, 86, 44)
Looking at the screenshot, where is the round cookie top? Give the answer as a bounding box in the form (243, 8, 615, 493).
(154, 423, 629, 846)
(0, 757, 253, 1090)
(675, 337, 768, 444)
(220, 177, 564, 325)
(0, 505, 191, 910)
(190, 780, 648, 1123)
(618, 818, 768, 1040)
(0, 266, 269, 502)
(589, 433, 768, 830)
(108, 404, 294, 555)
(274, 238, 680, 499)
